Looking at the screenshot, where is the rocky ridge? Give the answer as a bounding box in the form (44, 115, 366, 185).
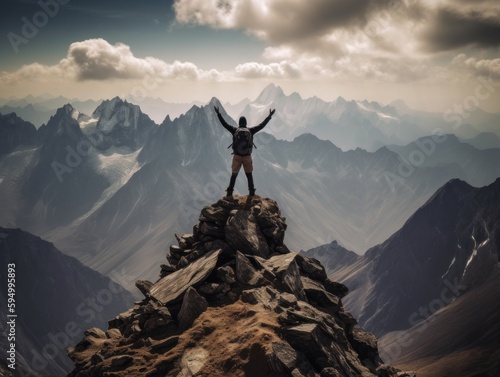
(68, 196, 414, 377)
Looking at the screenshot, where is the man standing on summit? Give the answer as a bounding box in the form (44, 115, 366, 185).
(214, 106, 275, 197)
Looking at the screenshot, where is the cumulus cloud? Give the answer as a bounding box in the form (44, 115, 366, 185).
(453, 54, 500, 80)
(63, 39, 163, 80)
(234, 60, 301, 79)
(0, 39, 222, 84)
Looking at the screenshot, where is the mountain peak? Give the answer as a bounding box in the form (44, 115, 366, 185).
(255, 83, 285, 103)
(389, 99, 413, 115)
(68, 196, 412, 377)
(92, 96, 127, 117)
(428, 178, 473, 204)
(59, 103, 81, 121)
(208, 96, 222, 108)
(90, 96, 157, 150)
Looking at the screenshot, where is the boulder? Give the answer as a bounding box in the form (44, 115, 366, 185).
(135, 280, 153, 297)
(258, 253, 307, 301)
(235, 251, 269, 286)
(84, 327, 107, 339)
(226, 210, 271, 258)
(300, 277, 340, 310)
(200, 205, 229, 224)
(216, 265, 236, 284)
(149, 250, 221, 305)
(200, 221, 225, 239)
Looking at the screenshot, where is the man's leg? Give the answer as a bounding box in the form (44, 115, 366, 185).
(227, 173, 238, 196)
(242, 156, 255, 196)
(246, 173, 255, 196)
(227, 155, 242, 197)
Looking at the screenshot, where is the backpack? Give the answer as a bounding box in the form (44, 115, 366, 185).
(231, 128, 254, 156)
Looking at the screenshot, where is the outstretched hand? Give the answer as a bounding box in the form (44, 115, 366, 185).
(269, 108, 276, 117)
(214, 106, 220, 115)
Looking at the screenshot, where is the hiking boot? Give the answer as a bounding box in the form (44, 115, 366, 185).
(249, 188, 256, 197)
(226, 187, 234, 197)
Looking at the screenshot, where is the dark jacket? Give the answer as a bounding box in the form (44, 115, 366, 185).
(216, 113, 272, 136)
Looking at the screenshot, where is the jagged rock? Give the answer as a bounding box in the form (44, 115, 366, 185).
(197, 282, 229, 295)
(235, 251, 269, 286)
(177, 256, 190, 269)
(275, 245, 291, 254)
(106, 328, 122, 339)
(178, 287, 208, 331)
(200, 221, 225, 238)
(297, 254, 328, 282)
(169, 244, 186, 256)
(149, 250, 221, 305)
(179, 347, 209, 376)
(135, 280, 153, 297)
(241, 286, 279, 310)
(301, 276, 340, 310)
(258, 253, 307, 301)
(271, 341, 299, 371)
(200, 205, 229, 224)
(323, 278, 349, 299)
(160, 263, 176, 278)
(226, 210, 271, 258)
(216, 265, 236, 284)
(278, 292, 299, 309)
(350, 327, 380, 362)
(84, 327, 107, 339)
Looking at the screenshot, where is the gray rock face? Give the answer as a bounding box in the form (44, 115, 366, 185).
(149, 250, 221, 305)
(226, 210, 271, 258)
(68, 196, 411, 377)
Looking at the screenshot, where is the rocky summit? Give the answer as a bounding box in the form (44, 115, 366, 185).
(67, 196, 414, 377)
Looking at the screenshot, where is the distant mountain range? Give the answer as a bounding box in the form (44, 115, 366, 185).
(240, 84, 500, 151)
(0, 94, 204, 126)
(1, 91, 500, 293)
(0, 227, 135, 376)
(3, 84, 500, 151)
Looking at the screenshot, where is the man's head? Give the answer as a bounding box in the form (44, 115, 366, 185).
(238, 116, 247, 127)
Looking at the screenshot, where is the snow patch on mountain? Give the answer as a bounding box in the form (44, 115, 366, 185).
(96, 146, 140, 182)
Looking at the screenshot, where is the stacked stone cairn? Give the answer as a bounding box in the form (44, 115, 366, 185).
(68, 196, 415, 377)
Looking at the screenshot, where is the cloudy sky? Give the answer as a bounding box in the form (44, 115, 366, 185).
(1, 0, 499, 112)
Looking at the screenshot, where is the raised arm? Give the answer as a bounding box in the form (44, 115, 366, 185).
(250, 109, 276, 135)
(214, 106, 236, 134)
